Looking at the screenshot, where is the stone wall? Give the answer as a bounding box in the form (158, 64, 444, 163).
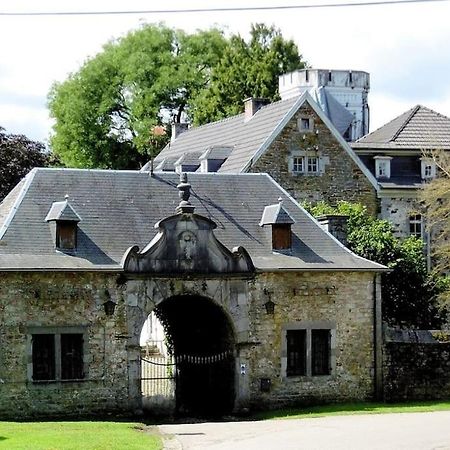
(246, 271, 376, 409)
(249, 103, 378, 215)
(383, 330, 450, 401)
(0, 272, 130, 419)
(0, 269, 377, 418)
(380, 195, 420, 238)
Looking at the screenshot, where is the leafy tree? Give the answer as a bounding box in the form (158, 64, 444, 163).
(191, 24, 306, 125)
(48, 23, 306, 169)
(420, 149, 450, 304)
(0, 128, 52, 201)
(305, 201, 447, 328)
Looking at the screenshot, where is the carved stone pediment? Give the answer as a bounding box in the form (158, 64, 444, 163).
(122, 212, 254, 274)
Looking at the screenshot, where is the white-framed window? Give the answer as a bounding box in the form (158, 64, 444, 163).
(374, 156, 392, 179)
(420, 158, 436, 180)
(281, 322, 335, 378)
(409, 214, 422, 239)
(292, 156, 304, 173)
(307, 156, 319, 173)
(290, 151, 323, 175)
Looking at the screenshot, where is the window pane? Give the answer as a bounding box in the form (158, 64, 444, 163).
(311, 330, 330, 375)
(61, 334, 84, 380)
(286, 330, 306, 376)
(32, 334, 55, 381)
(409, 215, 422, 238)
(307, 157, 319, 173)
(293, 156, 304, 173)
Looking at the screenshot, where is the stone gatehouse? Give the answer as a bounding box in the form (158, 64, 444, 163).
(0, 168, 385, 418)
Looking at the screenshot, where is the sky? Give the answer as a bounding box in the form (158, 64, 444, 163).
(1, 0, 450, 145)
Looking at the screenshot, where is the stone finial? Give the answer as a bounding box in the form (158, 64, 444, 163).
(176, 172, 195, 214)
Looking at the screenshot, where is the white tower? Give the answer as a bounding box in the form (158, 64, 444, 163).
(279, 69, 370, 141)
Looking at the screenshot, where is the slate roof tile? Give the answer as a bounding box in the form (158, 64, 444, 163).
(0, 168, 384, 272)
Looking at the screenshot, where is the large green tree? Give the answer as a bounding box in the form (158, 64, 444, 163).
(191, 24, 306, 124)
(48, 23, 305, 169)
(420, 150, 450, 304)
(305, 201, 448, 328)
(0, 128, 52, 201)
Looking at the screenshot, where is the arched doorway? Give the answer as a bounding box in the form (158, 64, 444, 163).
(151, 294, 236, 416)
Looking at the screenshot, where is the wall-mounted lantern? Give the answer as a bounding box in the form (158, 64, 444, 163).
(264, 300, 275, 315)
(104, 299, 116, 316)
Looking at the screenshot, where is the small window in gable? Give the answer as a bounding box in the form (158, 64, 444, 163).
(298, 116, 314, 132)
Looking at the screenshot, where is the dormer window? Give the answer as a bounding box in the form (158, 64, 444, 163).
(421, 158, 436, 180)
(271, 224, 292, 250)
(45, 197, 81, 252)
(56, 221, 78, 250)
(374, 156, 392, 179)
(260, 200, 295, 251)
(199, 146, 233, 173)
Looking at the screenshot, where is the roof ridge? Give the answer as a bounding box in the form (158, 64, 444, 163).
(391, 105, 421, 141)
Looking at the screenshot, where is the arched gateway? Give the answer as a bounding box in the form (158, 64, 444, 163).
(122, 174, 254, 415)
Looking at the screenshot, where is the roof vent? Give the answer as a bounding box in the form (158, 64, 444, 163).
(260, 199, 295, 251)
(45, 195, 81, 252)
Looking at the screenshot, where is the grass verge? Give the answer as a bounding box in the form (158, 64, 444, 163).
(0, 421, 162, 450)
(253, 400, 450, 421)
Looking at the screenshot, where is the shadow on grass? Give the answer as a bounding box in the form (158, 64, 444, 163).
(252, 400, 450, 421)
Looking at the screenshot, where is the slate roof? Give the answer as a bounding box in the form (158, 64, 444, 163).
(352, 105, 450, 150)
(144, 92, 378, 191)
(0, 168, 384, 272)
(260, 203, 295, 226)
(45, 200, 81, 222)
(149, 96, 298, 173)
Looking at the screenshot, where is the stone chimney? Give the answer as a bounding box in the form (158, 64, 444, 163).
(171, 122, 189, 142)
(244, 98, 268, 121)
(317, 214, 348, 247)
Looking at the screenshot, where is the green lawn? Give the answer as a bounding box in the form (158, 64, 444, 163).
(0, 421, 162, 450)
(253, 400, 450, 421)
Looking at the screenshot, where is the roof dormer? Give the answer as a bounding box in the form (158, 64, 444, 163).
(174, 152, 201, 173)
(260, 199, 295, 251)
(45, 196, 81, 252)
(374, 155, 392, 179)
(199, 146, 233, 173)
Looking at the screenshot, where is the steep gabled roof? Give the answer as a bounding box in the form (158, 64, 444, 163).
(353, 105, 450, 150)
(0, 168, 384, 272)
(147, 93, 378, 190)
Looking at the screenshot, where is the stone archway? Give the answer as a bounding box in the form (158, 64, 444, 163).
(155, 295, 235, 416)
